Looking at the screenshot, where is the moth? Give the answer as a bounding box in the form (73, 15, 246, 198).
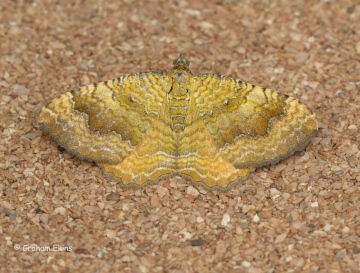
(38, 54, 317, 190)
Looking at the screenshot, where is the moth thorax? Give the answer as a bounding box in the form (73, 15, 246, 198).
(168, 69, 191, 132)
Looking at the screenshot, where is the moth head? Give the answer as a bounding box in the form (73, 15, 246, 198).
(173, 53, 190, 69)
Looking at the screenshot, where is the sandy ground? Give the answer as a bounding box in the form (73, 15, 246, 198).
(1, 0, 359, 272)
